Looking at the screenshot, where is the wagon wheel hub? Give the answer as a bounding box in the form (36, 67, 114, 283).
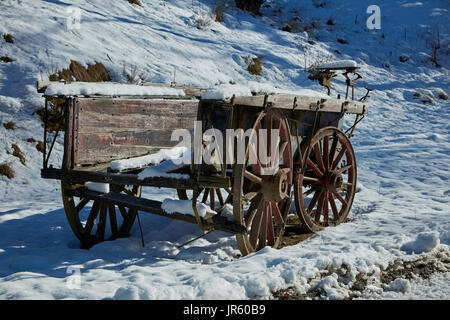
(323, 171, 344, 193)
(262, 168, 289, 203)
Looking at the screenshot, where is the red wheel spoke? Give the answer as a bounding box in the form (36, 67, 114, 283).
(267, 204, 275, 246)
(118, 205, 128, 221)
(323, 191, 329, 225)
(314, 192, 326, 223)
(303, 176, 321, 183)
(271, 202, 284, 225)
(334, 192, 348, 206)
(108, 203, 118, 237)
(329, 133, 338, 167)
(329, 193, 339, 221)
(307, 158, 324, 177)
(307, 190, 322, 214)
(244, 170, 263, 185)
(201, 188, 209, 204)
(323, 135, 329, 170)
(331, 145, 347, 170)
(84, 201, 100, 235)
(258, 205, 268, 249)
(336, 164, 352, 175)
(249, 200, 265, 248)
(76, 198, 89, 214)
(215, 189, 224, 207)
(209, 189, 215, 211)
(313, 143, 326, 173)
(96, 203, 107, 241)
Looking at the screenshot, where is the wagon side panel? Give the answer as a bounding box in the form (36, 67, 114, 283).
(72, 98, 197, 166)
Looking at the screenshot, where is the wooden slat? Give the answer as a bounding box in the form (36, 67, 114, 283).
(73, 98, 197, 165)
(41, 168, 231, 190)
(229, 94, 368, 114)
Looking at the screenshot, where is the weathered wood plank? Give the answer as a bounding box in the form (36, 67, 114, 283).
(228, 94, 368, 114)
(72, 98, 197, 165)
(41, 168, 231, 190)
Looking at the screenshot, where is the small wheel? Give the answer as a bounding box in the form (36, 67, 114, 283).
(176, 187, 230, 212)
(61, 181, 142, 248)
(294, 127, 357, 233)
(233, 108, 293, 256)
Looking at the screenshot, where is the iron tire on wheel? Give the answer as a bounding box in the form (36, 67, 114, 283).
(294, 127, 357, 233)
(61, 181, 142, 248)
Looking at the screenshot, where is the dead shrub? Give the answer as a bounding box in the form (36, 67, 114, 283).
(127, 0, 142, 6)
(0, 56, 13, 63)
(213, 1, 232, 22)
(27, 138, 36, 143)
(0, 163, 14, 179)
(35, 98, 65, 133)
(12, 144, 25, 165)
(247, 57, 263, 76)
(55, 60, 111, 83)
(36, 141, 45, 153)
(3, 34, 14, 43)
(337, 38, 348, 44)
(3, 121, 15, 130)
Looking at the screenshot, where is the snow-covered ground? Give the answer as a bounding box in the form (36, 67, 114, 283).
(0, 0, 449, 299)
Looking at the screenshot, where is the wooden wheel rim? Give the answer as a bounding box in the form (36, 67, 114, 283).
(233, 108, 293, 256)
(61, 181, 142, 248)
(294, 127, 357, 232)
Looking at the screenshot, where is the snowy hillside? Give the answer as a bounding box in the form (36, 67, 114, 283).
(0, 0, 449, 299)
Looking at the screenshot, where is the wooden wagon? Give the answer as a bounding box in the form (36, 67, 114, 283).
(39, 69, 368, 256)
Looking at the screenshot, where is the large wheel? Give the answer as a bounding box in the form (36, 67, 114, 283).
(294, 127, 357, 233)
(61, 181, 142, 248)
(233, 108, 293, 256)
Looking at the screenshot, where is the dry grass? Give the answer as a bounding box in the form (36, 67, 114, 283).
(0, 163, 14, 179)
(35, 98, 65, 133)
(127, 0, 142, 6)
(36, 141, 45, 153)
(56, 60, 111, 83)
(27, 138, 36, 143)
(246, 56, 264, 76)
(3, 121, 15, 130)
(12, 144, 25, 165)
(3, 34, 14, 43)
(1, 56, 13, 63)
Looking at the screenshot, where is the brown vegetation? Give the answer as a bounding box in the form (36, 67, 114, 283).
(3, 34, 14, 43)
(54, 60, 111, 83)
(127, 0, 142, 6)
(3, 121, 15, 130)
(12, 144, 26, 165)
(0, 163, 14, 179)
(0, 56, 13, 63)
(36, 141, 45, 153)
(245, 56, 264, 76)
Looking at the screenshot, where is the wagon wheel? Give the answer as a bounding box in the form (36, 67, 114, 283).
(61, 181, 142, 248)
(294, 127, 357, 233)
(233, 108, 293, 256)
(177, 188, 230, 212)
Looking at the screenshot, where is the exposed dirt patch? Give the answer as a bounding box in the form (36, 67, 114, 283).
(272, 248, 450, 300)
